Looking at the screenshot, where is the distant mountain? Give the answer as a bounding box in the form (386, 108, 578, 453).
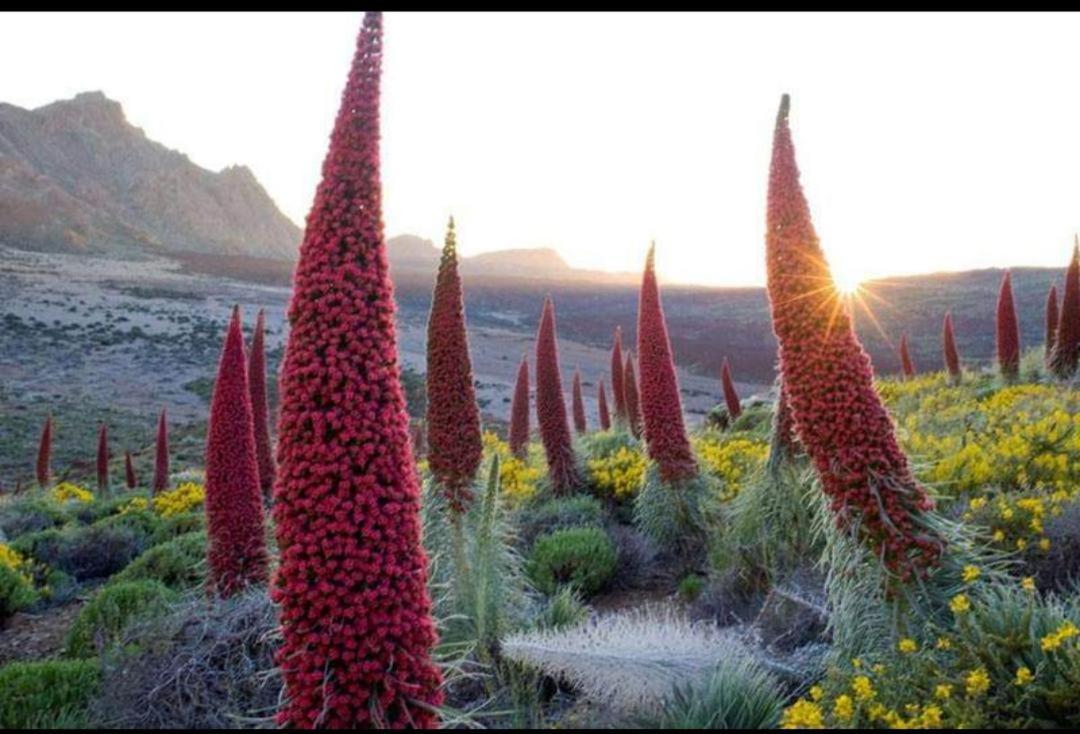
(0, 91, 300, 258)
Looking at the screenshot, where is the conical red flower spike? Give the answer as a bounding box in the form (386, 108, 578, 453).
(204, 306, 269, 598)
(765, 94, 941, 580)
(899, 334, 916, 378)
(1045, 283, 1059, 363)
(996, 271, 1020, 382)
(1051, 241, 1080, 378)
(36, 415, 51, 488)
(597, 379, 611, 431)
(942, 312, 961, 380)
(534, 296, 581, 493)
(153, 408, 169, 494)
(96, 423, 109, 494)
(623, 353, 643, 440)
(508, 355, 530, 458)
(721, 357, 742, 420)
(610, 326, 627, 426)
(248, 308, 276, 500)
(425, 217, 483, 511)
(124, 450, 137, 490)
(571, 369, 587, 434)
(636, 245, 696, 481)
(270, 12, 442, 728)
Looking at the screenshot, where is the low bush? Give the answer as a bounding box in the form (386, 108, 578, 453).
(532, 586, 590, 631)
(11, 523, 144, 581)
(0, 496, 69, 538)
(633, 464, 710, 558)
(0, 659, 100, 729)
(112, 531, 207, 590)
(518, 494, 606, 547)
(0, 562, 38, 620)
(527, 527, 617, 597)
(65, 579, 177, 658)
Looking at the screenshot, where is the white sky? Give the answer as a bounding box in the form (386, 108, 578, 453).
(3, 12, 1080, 286)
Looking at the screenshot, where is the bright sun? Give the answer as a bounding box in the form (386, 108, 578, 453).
(833, 268, 864, 297)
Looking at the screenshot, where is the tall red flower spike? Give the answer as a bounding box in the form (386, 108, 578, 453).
(35, 415, 51, 488)
(1052, 242, 1080, 378)
(571, 369, 587, 434)
(765, 95, 941, 580)
(636, 245, 697, 481)
(610, 326, 627, 425)
(996, 271, 1021, 382)
(124, 451, 138, 490)
(271, 13, 442, 728)
(248, 308, 276, 500)
(508, 355, 530, 458)
(721, 357, 742, 419)
(942, 312, 961, 380)
(425, 217, 483, 511)
(153, 408, 169, 494)
(597, 378, 611, 431)
(899, 334, 916, 378)
(1045, 284, 1059, 362)
(623, 353, 644, 440)
(96, 423, 109, 493)
(534, 296, 581, 493)
(205, 306, 269, 598)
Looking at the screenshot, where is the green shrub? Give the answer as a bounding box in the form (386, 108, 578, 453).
(156, 511, 204, 540)
(93, 509, 167, 544)
(65, 580, 177, 658)
(0, 659, 100, 728)
(532, 586, 590, 631)
(0, 563, 38, 620)
(633, 463, 710, 558)
(678, 573, 706, 602)
(518, 494, 605, 546)
(70, 492, 145, 525)
(112, 531, 207, 590)
(0, 496, 69, 538)
(526, 527, 617, 597)
(12, 523, 144, 581)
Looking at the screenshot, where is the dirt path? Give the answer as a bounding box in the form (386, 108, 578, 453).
(0, 599, 87, 664)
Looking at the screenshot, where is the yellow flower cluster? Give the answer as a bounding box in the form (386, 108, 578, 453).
(49, 482, 93, 504)
(587, 446, 646, 500)
(152, 482, 205, 517)
(481, 431, 542, 504)
(966, 492, 1063, 554)
(1040, 621, 1079, 652)
(780, 699, 825, 729)
(783, 669, 948, 729)
(0, 542, 31, 584)
(693, 435, 768, 501)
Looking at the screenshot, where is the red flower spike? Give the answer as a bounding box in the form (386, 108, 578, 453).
(153, 408, 169, 494)
(636, 245, 697, 481)
(534, 296, 581, 494)
(248, 308, 276, 500)
(1051, 242, 1080, 378)
(96, 423, 109, 494)
(508, 355, 531, 458)
(1045, 284, 1059, 363)
(425, 217, 483, 511)
(996, 271, 1020, 382)
(124, 451, 137, 490)
(571, 369, 587, 434)
(610, 326, 627, 426)
(765, 94, 942, 579)
(623, 353, 643, 440)
(270, 12, 443, 728)
(899, 334, 916, 378)
(205, 306, 269, 598)
(597, 379, 611, 431)
(721, 357, 742, 420)
(36, 415, 51, 488)
(942, 312, 961, 379)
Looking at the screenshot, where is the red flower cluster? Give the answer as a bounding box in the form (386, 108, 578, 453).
(571, 369, 587, 434)
(610, 326, 627, 425)
(942, 312, 961, 379)
(248, 308, 276, 500)
(636, 246, 697, 481)
(124, 451, 137, 490)
(96, 423, 109, 493)
(996, 271, 1020, 382)
(535, 296, 581, 493)
(153, 408, 169, 494)
(721, 357, 742, 419)
(1045, 284, 1059, 362)
(899, 334, 916, 378)
(425, 218, 483, 511)
(270, 12, 443, 728)
(205, 306, 269, 597)
(1051, 243, 1080, 378)
(623, 353, 643, 440)
(597, 379, 611, 431)
(508, 356, 530, 458)
(765, 95, 941, 580)
(36, 415, 51, 488)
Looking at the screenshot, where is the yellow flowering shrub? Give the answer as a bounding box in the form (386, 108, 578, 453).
(587, 446, 646, 501)
(48, 482, 94, 504)
(481, 431, 542, 505)
(693, 434, 768, 501)
(152, 482, 205, 518)
(0, 543, 32, 585)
